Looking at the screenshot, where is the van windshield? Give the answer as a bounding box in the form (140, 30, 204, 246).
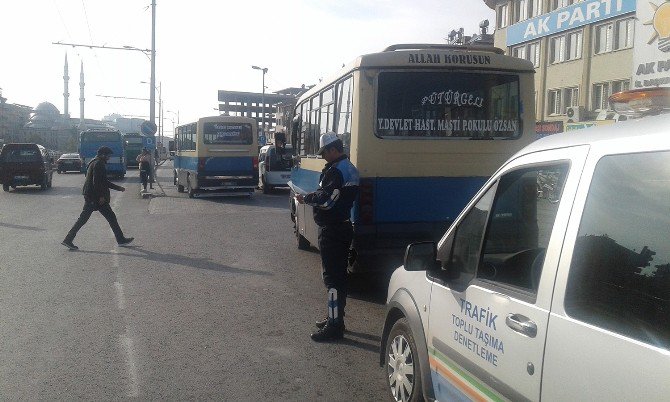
(376, 71, 521, 139)
(2, 148, 42, 163)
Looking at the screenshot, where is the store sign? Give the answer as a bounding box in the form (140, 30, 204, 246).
(632, 0, 670, 88)
(535, 121, 564, 138)
(507, 0, 636, 46)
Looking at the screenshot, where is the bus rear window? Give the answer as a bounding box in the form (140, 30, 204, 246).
(376, 71, 521, 139)
(203, 123, 253, 145)
(81, 132, 121, 142)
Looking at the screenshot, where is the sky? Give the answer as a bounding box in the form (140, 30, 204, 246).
(0, 0, 494, 137)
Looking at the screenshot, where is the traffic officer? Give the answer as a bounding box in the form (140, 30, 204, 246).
(296, 131, 359, 341)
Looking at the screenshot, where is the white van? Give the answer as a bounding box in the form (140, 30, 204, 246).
(258, 144, 292, 194)
(381, 114, 670, 402)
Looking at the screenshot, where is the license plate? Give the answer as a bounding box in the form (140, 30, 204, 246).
(281, 174, 291, 179)
(223, 181, 237, 186)
(14, 175, 28, 180)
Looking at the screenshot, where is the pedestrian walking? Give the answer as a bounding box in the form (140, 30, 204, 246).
(136, 148, 153, 191)
(296, 132, 359, 341)
(61, 146, 134, 250)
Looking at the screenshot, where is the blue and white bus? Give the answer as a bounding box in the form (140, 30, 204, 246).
(173, 116, 259, 198)
(289, 44, 537, 272)
(79, 129, 126, 177)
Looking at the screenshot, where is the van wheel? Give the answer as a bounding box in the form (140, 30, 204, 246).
(385, 318, 423, 402)
(2, 184, 9, 192)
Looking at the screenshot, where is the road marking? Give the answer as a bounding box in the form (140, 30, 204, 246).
(114, 282, 126, 310)
(119, 333, 140, 397)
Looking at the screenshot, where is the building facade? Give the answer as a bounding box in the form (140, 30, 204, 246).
(217, 86, 310, 143)
(484, 0, 639, 133)
(0, 89, 32, 145)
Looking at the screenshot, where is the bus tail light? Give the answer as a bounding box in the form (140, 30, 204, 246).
(359, 179, 374, 225)
(252, 156, 259, 170)
(198, 157, 206, 172)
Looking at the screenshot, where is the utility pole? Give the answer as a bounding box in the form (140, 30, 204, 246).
(150, 0, 157, 126)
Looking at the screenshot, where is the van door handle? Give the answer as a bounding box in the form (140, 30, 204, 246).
(506, 314, 537, 338)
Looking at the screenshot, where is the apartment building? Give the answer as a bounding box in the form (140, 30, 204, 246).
(484, 0, 643, 134)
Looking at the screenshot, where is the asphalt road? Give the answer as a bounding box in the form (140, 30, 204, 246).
(0, 162, 391, 401)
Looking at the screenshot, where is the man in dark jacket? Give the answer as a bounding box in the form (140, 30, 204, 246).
(296, 132, 359, 341)
(62, 146, 133, 250)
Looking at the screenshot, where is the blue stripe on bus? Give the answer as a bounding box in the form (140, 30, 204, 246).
(290, 168, 486, 224)
(374, 176, 486, 223)
(175, 156, 255, 175)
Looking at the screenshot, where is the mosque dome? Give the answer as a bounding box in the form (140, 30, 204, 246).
(25, 101, 62, 129)
(34, 102, 60, 116)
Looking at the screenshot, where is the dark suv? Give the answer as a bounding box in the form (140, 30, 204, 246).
(0, 143, 54, 191)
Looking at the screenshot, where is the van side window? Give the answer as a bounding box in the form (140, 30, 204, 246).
(439, 164, 568, 297)
(565, 151, 670, 350)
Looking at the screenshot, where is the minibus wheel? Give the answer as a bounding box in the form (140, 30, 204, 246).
(187, 180, 195, 198)
(295, 222, 310, 250)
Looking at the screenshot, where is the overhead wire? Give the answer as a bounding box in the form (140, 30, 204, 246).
(80, 0, 119, 117)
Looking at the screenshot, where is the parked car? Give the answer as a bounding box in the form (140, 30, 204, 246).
(258, 144, 293, 193)
(381, 114, 670, 402)
(56, 152, 83, 173)
(0, 143, 54, 191)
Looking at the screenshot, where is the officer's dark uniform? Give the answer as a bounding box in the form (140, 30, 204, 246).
(63, 150, 129, 246)
(303, 153, 359, 339)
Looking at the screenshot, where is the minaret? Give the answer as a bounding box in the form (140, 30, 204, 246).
(63, 54, 70, 118)
(79, 61, 85, 129)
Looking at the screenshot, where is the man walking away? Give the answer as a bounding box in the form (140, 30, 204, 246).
(296, 132, 359, 342)
(62, 146, 134, 250)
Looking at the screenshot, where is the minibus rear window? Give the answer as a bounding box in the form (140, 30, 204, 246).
(376, 71, 521, 139)
(203, 122, 253, 145)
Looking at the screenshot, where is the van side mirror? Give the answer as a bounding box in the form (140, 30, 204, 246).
(404, 241, 439, 271)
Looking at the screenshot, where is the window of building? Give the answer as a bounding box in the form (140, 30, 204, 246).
(498, 4, 509, 28)
(592, 79, 630, 111)
(550, 29, 582, 64)
(565, 151, 670, 350)
(548, 87, 579, 115)
(512, 41, 541, 68)
(513, 0, 529, 22)
(595, 17, 635, 54)
(551, 0, 580, 11)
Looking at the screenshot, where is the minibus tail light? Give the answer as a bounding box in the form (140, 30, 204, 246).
(359, 179, 374, 225)
(252, 156, 259, 170)
(198, 157, 206, 171)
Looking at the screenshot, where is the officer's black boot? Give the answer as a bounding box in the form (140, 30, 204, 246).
(315, 317, 346, 332)
(311, 318, 344, 342)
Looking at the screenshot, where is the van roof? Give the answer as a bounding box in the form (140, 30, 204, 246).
(516, 114, 670, 157)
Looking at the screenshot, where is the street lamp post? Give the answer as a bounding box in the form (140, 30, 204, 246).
(251, 65, 268, 135)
